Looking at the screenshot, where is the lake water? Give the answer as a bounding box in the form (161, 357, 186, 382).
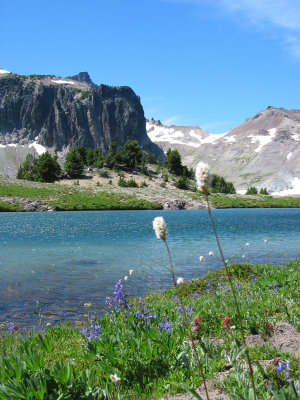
(1, 209, 299, 327)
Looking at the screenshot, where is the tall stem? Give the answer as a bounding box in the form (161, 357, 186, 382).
(205, 196, 257, 400)
(164, 240, 210, 400)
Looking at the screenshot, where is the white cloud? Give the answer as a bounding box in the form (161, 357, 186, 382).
(162, 116, 181, 125)
(162, 0, 300, 59)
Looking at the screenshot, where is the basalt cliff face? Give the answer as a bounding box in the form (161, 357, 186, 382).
(0, 69, 159, 177)
(147, 107, 300, 195)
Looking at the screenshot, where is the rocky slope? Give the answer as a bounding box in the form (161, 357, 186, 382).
(0, 68, 160, 177)
(147, 107, 300, 195)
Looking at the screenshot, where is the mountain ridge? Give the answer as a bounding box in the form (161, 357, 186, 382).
(147, 106, 300, 195)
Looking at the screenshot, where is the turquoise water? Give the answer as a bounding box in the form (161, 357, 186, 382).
(1, 209, 299, 327)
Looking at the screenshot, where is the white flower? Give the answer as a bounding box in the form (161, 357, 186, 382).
(177, 277, 184, 285)
(230, 325, 236, 330)
(195, 162, 210, 193)
(242, 255, 246, 259)
(110, 374, 121, 383)
(129, 269, 133, 276)
(199, 255, 204, 261)
(209, 251, 213, 256)
(264, 239, 268, 243)
(246, 243, 249, 247)
(84, 303, 91, 308)
(46, 323, 51, 327)
(153, 216, 168, 241)
(124, 276, 128, 281)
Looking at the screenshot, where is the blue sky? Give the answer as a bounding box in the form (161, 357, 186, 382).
(1, 0, 300, 133)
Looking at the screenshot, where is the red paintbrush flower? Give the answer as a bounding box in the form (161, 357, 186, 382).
(222, 316, 231, 329)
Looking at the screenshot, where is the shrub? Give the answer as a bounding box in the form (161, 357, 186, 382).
(260, 188, 269, 195)
(140, 181, 148, 188)
(98, 169, 110, 178)
(64, 148, 85, 178)
(246, 186, 258, 195)
(210, 174, 236, 194)
(173, 176, 189, 190)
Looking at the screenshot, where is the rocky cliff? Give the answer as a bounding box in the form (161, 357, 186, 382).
(0, 69, 159, 176)
(147, 107, 300, 195)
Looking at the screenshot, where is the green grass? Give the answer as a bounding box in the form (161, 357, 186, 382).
(0, 260, 299, 399)
(0, 180, 162, 211)
(0, 201, 24, 212)
(192, 192, 300, 208)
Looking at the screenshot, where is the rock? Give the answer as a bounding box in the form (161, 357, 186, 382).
(0, 72, 163, 176)
(162, 200, 206, 210)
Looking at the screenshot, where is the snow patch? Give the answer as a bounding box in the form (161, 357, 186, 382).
(0, 68, 10, 74)
(223, 135, 236, 143)
(292, 133, 300, 141)
(251, 128, 276, 153)
(272, 177, 300, 196)
(147, 122, 228, 148)
(29, 141, 47, 155)
(51, 79, 75, 85)
(0, 143, 18, 148)
(287, 152, 293, 160)
(237, 189, 247, 195)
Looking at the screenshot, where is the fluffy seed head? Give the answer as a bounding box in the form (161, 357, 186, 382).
(264, 239, 268, 243)
(153, 216, 168, 241)
(110, 374, 121, 383)
(84, 303, 92, 308)
(129, 269, 133, 276)
(246, 242, 249, 247)
(195, 162, 210, 193)
(199, 255, 204, 261)
(177, 277, 184, 285)
(124, 276, 128, 281)
(209, 251, 213, 256)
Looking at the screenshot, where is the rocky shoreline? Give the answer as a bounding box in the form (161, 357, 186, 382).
(0, 195, 207, 212)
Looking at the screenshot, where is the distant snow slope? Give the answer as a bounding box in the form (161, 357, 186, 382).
(147, 107, 300, 195)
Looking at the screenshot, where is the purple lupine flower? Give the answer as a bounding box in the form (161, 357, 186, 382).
(159, 321, 165, 330)
(81, 323, 102, 341)
(113, 280, 128, 308)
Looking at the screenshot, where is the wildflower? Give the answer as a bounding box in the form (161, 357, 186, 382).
(230, 325, 236, 330)
(81, 323, 102, 341)
(46, 322, 51, 327)
(242, 255, 246, 259)
(246, 243, 249, 247)
(113, 280, 127, 308)
(195, 162, 210, 193)
(264, 239, 268, 243)
(84, 303, 91, 308)
(110, 374, 121, 383)
(177, 277, 184, 285)
(192, 316, 201, 332)
(222, 316, 231, 329)
(209, 251, 213, 256)
(124, 276, 128, 281)
(285, 372, 290, 380)
(152, 216, 168, 241)
(273, 357, 278, 366)
(7, 322, 19, 332)
(199, 255, 204, 261)
(276, 362, 286, 372)
(129, 269, 133, 276)
(268, 384, 273, 391)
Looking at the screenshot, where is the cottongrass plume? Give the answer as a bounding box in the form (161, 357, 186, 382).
(153, 216, 168, 241)
(195, 162, 210, 194)
(152, 216, 210, 400)
(198, 163, 257, 400)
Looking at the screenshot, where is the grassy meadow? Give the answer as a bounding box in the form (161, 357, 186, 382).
(0, 259, 299, 399)
(1, 176, 300, 212)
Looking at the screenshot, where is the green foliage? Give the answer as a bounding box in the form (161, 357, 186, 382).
(17, 152, 61, 183)
(164, 149, 183, 175)
(173, 175, 189, 190)
(260, 188, 269, 195)
(246, 186, 258, 195)
(0, 260, 299, 399)
(16, 154, 36, 181)
(80, 90, 91, 100)
(64, 148, 85, 178)
(118, 177, 138, 188)
(210, 174, 236, 194)
(34, 152, 61, 183)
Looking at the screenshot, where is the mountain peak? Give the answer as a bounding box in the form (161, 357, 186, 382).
(66, 72, 96, 87)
